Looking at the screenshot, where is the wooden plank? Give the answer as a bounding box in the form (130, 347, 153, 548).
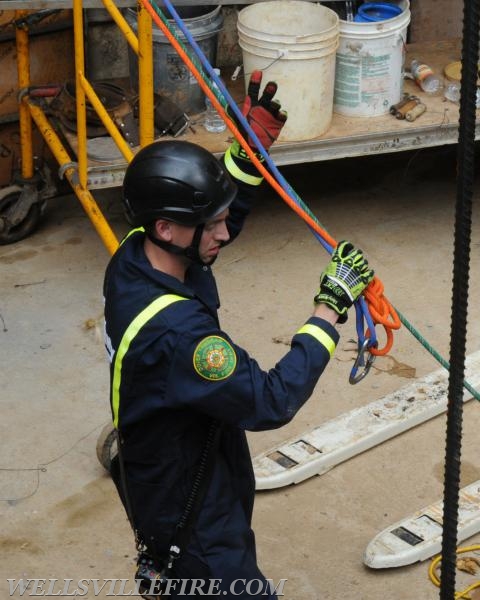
(33, 38, 471, 190)
(0, 1, 261, 8)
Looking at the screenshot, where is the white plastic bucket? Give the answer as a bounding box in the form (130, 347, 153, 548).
(237, 1, 339, 142)
(334, 1, 411, 117)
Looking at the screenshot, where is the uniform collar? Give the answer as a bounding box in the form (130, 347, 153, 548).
(125, 228, 204, 299)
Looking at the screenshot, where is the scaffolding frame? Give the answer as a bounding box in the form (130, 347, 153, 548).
(13, 0, 159, 254)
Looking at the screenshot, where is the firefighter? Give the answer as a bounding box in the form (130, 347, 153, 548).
(103, 71, 374, 598)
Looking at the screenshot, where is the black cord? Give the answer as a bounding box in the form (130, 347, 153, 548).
(440, 0, 479, 597)
(174, 420, 221, 546)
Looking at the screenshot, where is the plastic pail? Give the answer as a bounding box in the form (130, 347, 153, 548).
(334, 1, 410, 117)
(237, 0, 339, 142)
(125, 6, 223, 114)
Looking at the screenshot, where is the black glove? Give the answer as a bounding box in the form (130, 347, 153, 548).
(314, 241, 375, 323)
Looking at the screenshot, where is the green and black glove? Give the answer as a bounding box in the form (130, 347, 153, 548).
(314, 241, 375, 323)
(224, 70, 287, 186)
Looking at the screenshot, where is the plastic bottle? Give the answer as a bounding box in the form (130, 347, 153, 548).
(444, 81, 480, 107)
(204, 68, 226, 133)
(410, 59, 443, 95)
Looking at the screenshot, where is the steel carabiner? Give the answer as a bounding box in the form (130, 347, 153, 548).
(349, 338, 377, 384)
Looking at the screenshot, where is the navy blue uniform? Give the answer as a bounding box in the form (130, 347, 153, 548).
(103, 179, 339, 598)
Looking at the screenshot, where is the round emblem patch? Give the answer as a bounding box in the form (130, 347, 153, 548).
(193, 336, 237, 381)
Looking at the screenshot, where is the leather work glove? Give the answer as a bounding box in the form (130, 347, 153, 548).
(314, 241, 375, 323)
(230, 69, 288, 153)
(224, 70, 287, 186)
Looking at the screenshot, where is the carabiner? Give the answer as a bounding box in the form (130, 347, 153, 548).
(349, 338, 377, 384)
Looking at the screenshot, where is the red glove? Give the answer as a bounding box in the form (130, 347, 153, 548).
(230, 70, 287, 153)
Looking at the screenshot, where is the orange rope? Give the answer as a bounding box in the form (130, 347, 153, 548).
(139, 0, 401, 355)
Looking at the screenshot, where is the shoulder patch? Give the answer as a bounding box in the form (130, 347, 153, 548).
(193, 336, 237, 381)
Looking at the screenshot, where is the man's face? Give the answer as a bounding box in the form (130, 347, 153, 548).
(198, 208, 230, 264)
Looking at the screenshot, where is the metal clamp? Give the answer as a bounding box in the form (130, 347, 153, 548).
(349, 338, 377, 384)
(58, 162, 77, 181)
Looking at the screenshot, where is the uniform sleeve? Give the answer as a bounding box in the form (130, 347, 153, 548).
(165, 316, 339, 431)
(221, 153, 262, 243)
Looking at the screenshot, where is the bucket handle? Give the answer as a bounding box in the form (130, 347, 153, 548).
(232, 49, 288, 81)
(395, 32, 408, 48)
(239, 49, 288, 80)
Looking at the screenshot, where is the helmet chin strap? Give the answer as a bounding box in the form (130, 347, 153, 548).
(147, 224, 210, 266)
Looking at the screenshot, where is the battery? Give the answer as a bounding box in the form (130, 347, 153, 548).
(405, 103, 427, 122)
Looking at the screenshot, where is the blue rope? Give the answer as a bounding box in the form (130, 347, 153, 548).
(157, 0, 378, 371)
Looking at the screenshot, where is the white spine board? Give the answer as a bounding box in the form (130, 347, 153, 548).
(253, 351, 480, 490)
(363, 480, 480, 568)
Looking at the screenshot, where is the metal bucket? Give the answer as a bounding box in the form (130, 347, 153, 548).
(125, 6, 223, 114)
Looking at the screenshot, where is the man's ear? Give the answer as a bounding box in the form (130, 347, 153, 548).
(154, 219, 173, 241)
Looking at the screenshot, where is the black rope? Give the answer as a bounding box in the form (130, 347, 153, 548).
(440, 0, 479, 597)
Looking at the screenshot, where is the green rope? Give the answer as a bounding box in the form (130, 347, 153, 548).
(396, 309, 480, 401)
(147, 0, 480, 402)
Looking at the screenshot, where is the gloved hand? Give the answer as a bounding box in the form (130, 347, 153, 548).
(232, 69, 287, 152)
(314, 241, 374, 323)
(224, 70, 287, 186)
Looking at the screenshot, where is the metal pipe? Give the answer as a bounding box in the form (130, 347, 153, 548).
(101, 0, 139, 54)
(73, 0, 88, 189)
(79, 74, 134, 162)
(15, 10, 34, 180)
(137, 3, 154, 146)
(27, 101, 119, 255)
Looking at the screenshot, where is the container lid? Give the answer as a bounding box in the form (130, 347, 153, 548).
(444, 60, 480, 84)
(355, 2, 403, 22)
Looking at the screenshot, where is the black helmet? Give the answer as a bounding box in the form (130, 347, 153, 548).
(123, 140, 237, 227)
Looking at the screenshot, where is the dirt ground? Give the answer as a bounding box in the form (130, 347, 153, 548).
(1, 145, 479, 599)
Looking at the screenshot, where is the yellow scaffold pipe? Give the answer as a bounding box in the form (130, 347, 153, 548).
(137, 2, 155, 147)
(102, 0, 139, 54)
(79, 74, 134, 162)
(27, 101, 119, 255)
(73, 0, 88, 190)
(15, 10, 34, 180)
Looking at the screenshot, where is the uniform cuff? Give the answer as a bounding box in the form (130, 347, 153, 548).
(224, 145, 264, 186)
(295, 317, 339, 358)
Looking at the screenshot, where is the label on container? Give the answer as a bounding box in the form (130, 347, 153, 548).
(412, 63, 434, 82)
(334, 53, 391, 108)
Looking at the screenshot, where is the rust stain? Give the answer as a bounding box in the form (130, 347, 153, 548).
(0, 249, 37, 263)
(373, 355, 416, 379)
(53, 478, 115, 529)
(0, 537, 43, 555)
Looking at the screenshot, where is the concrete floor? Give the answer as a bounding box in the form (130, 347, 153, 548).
(1, 145, 479, 599)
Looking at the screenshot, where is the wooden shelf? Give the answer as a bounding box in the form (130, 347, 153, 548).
(60, 39, 474, 190)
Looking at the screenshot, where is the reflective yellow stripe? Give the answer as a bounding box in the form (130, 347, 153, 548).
(112, 293, 187, 428)
(224, 146, 264, 186)
(296, 324, 336, 358)
(120, 227, 145, 246)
